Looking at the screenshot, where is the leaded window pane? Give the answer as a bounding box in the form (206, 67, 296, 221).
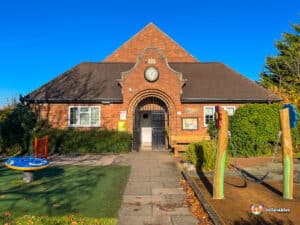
(205, 108, 213, 115)
(70, 108, 78, 125)
(205, 107, 214, 125)
(80, 113, 89, 125)
(226, 107, 235, 116)
(91, 107, 99, 125)
(80, 107, 89, 113)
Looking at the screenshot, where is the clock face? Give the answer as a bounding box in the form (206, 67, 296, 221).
(144, 67, 159, 82)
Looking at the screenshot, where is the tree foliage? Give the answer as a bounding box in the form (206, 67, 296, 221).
(0, 104, 37, 155)
(260, 23, 300, 108)
(230, 104, 282, 157)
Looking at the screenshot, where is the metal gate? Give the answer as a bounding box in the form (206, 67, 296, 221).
(133, 97, 168, 151)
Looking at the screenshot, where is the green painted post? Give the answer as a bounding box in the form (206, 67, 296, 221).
(213, 110, 228, 199)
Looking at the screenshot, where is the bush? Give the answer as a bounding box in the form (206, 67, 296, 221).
(0, 105, 14, 122)
(230, 104, 281, 157)
(0, 104, 37, 155)
(207, 120, 218, 140)
(291, 121, 300, 152)
(185, 140, 229, 171)
(35, 127, 132, 154)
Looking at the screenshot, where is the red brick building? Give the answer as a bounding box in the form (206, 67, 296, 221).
(23, 23, 280, 150)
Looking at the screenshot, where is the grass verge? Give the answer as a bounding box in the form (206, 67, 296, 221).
(0, 165, 130, 225)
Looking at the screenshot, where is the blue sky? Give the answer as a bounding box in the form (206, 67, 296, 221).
(0, 0, 299, 107)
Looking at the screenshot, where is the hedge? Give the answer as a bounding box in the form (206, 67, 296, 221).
(185, 140, 229, 171)
(230, 104, 282, 157)
(291, 121, 300, 152)
(35, 128, 132, 154)
(0, 113, 132, 155)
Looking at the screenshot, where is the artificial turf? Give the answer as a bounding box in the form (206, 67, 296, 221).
(0, 165, 130, 220)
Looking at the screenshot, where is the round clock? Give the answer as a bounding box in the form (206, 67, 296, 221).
(144, 67, 159, 82)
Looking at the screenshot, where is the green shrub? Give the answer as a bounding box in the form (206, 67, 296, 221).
(0, 105, 14, 122)
(35, 127, 132, 154)
(0, 104, 37, 155)
(230, 104, 281, 157)
(207, 120, 218, 140)
(185, 140, 229, 171)
(291, 121, 300, 152)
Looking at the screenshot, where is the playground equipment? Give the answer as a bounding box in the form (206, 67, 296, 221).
(213, 104, 297, 200)
(229, 131, 282, 183)
(5, 136, 50, 183)
(213, 107, 228, 199)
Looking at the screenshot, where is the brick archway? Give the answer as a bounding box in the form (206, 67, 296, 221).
(127, 89, 177, 149)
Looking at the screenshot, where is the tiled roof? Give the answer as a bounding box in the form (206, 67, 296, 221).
(23, 62, 280, 103)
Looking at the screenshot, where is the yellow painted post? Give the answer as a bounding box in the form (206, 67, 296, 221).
(213, 110, 229, 199)
(280, 108, 294, 199)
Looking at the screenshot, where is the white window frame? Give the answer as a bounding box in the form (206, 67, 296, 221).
(68, 106, 101, 127)
(203, 106, 215, 127)
(203, 106, 236, 127)
(222, 106, 236, 116)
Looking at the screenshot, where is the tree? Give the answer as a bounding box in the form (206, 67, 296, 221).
(0, 103, 37, 155)
(260, 23, 300, 108)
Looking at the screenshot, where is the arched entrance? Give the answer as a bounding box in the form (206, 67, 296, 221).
(133, 96, 169, 151)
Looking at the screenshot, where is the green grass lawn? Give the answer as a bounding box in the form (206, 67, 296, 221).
(0, 165, 130, 225)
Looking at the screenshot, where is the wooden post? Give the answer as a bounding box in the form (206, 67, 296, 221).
(280, 108, 294, 199)
(213, 110, 229, 199)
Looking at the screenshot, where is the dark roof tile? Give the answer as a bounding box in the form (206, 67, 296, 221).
(23, 62, 280, 103)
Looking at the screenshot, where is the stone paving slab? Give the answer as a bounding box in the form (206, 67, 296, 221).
(165, 194, 186, 205)
(123, 195, 167, 205)
(171, 215, 199, 225)
(118, 215, 172, 225)
(152, 188, 185, 195)
(153, 205, 192, 217)
(124, 182, 152, 195)
(119, 203, 153, 216)
(117, 151, 198, 225)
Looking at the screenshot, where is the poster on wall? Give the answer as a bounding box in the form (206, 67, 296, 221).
(118, 121, 127, 132)
(182, 117, 198, 130)
(120, 111, 127, 120)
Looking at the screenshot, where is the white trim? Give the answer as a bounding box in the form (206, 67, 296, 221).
(68, 106, 101, 127)
(203, 106, 215, 127)
(221, 106, 236, 116)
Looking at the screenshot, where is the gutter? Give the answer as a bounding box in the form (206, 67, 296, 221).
(22, 98, 123, 104)
(181, 98, 281, 103)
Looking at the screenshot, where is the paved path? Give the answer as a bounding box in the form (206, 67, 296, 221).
(117, 151, 198, 225)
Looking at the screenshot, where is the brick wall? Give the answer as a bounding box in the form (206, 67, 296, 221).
(34, 47, 242, 141)
(104, 23, 197, 63)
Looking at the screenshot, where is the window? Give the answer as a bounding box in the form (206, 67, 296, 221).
(222, 106, 236, 116)
(204, 106, 215, 127)
(204, 106, 236, 127)
(69, 106, 100, 127)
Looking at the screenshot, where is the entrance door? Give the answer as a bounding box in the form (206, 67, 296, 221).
(133, 97, 168, 151)
(140, 111, 152, 149)
(152, 111, 166, 149)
